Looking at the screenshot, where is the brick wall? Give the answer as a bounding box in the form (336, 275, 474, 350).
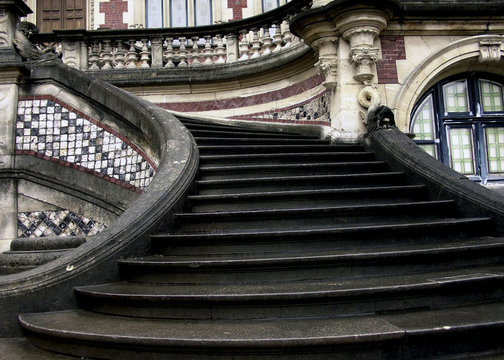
(227, 0, 248, 20)
(377, 36, 406, 84)
(99, 0, 128, 29)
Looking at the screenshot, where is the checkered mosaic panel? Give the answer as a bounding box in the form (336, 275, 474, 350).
(16, 98, 156, 190)
(18, 210, 106, 238)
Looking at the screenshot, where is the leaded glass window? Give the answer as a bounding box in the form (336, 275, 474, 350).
(170, 0, 187, 27)
(411, 95, 435, 140)
(480, 80, 504, 112)
(443, 80, 469, 113)
(263, 0, 279, 12)
(448, 127, 475, 175)
(486, 127, 504, 173)
(146, 0, 164, 27)
(194, 0, 211, 25)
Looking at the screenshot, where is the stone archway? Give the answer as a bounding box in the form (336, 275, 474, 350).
(393, 34, 504, 132)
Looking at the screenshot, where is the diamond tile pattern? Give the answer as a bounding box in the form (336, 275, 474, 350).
(18, 210, 106, 238)
(16, 97, 157, 191)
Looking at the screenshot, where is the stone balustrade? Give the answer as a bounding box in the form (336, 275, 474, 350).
(31, 0, 309, 71)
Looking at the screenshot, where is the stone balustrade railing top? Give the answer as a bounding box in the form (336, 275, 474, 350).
(30, 0, 311, 71)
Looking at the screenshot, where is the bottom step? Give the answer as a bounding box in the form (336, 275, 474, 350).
(20, 301, 504, 360)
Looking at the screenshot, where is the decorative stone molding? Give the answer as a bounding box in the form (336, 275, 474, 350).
(479, 41, 502, 63)
(312, 38, 338, 90)
(338, 10, 390, 83)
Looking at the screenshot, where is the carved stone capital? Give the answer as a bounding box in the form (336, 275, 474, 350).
(350, 47, 379, 82)
(479, 41, 502, 63)
(312, 38, 338, 90)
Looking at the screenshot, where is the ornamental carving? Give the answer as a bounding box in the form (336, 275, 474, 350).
(350, 47, 379, 82)
(479, 41, 502, 63)
(312, 38, 338, 90)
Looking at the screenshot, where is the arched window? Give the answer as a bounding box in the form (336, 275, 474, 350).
(410, 73, 504, 184)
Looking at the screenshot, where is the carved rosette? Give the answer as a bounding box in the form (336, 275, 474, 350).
(312, 38, 338, 90)
(479, 41, 502, 63)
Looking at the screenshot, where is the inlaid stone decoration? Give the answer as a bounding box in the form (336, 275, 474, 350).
(16, 96, 157, 192)
(18, 210, 106, 238)
(232, 90, 331, 125)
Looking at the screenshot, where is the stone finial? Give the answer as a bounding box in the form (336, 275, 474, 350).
(479, 41, 502, 63)
(312, 37, 338, 90)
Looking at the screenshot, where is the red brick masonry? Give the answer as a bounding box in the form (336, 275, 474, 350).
(377, 35, 406, 84)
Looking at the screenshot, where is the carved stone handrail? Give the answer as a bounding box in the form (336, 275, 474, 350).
(31, 0, 311, 71)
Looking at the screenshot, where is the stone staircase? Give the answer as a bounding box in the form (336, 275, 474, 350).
(15, 119, 504, 359)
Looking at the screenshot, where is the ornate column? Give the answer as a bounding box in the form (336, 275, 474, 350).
(291, 1, 393, 143)
(337, 8, 390, 84)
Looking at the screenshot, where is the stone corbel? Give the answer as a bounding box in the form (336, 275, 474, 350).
(312, 37, 338, 90)
(337, 10, 390, 84)
(479, 41, 502, 63)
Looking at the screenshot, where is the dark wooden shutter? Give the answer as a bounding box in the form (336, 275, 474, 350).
(37, 0, 86, 32)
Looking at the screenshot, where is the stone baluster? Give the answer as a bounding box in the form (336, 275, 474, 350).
(203, 35, 214, 65)
(215, 34, 226, 64)
(186, 38, 195, 66)
(89, 41, 101, 70)
(250, 28, 261, 58)
(281, 19, 293, 48)
(272, 23, 283, 52)
(178, 37, 188, 67)
(114, 40, 126, 69)
(126, 39, 139, 69)
(163, 37, 175, 67)
(190, 36, 202, 67)
(225, 34, 238, 63)
(139, 39, 150, 68)
(101, 40, 113, 70)
(261, 26, 273, 56)
(238, 30, 250, 61)
(150, 37, 163, 68)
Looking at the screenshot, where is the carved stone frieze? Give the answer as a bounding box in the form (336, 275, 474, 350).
(479, 41, 502, 63)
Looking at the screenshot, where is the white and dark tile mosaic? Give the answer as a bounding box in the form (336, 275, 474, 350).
(18, 210, 106, 238)
(16, 96, 157, 192)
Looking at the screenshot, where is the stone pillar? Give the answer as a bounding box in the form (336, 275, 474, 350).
(291, 2, 393, 143)
(0, 68, 23, 251)
(0, 0, 31, 251)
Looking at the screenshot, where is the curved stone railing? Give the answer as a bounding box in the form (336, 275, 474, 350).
(0, 61, 199, 337)
(32, 0, 310, 71)
(366, 128, 504, 231)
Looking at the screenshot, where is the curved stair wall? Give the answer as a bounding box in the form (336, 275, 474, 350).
(0, 61, 199, 337)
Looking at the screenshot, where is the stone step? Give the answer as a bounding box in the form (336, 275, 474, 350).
(0, 338, 79, 360)
(197, 161, 389, 180)
(19, 301, 504, 359)
(175, 200, 456, 233)
(180, 121, 305, 136)
(151, 218, 493, 256)
(9, 236, 87, 251)
(199, 151, 376, 166)
(198, 144, 365, 155)
(195, 172, 407, 194)
(0, 250, 68, 275)
(194, 136, 329, 145)
(189, 129, 317, 139)
(122, 229, 498, 284)
(187, 184, 427, 211)
(74, 262, 504, 320)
